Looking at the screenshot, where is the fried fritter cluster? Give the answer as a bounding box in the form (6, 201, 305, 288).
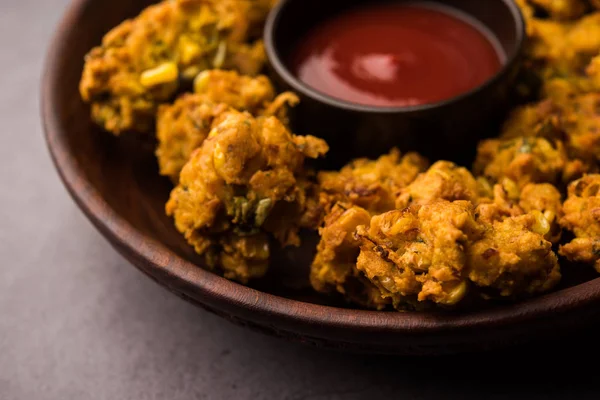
(80, 0, 275, 135)
(483, 1, 600, 188)
(311, 158, 564, 310)
(355, 201, 482, 309)
(80, 0, 600, 311)
(309, 204, 391, 310)
(312, 197, 561, 311)
(166, 110, 327, 283)
(310, 151, 429, 308)
(559, 174, 600, 271)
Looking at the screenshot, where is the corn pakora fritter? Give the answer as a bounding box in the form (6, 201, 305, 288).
(559, 174, 600, 271)
(473, 137, 567, 187)
(475, 179, 563, 243)
(355, 201, 482, 309)
(467, 212, 561, 298)
(311, 199, 561, 311)
(156, 69, 298, 181)
(80, 0, 274, 135)
(521, 7, 600, 84)
(166, 110, 328, 283)
(310, 158, 564, 309)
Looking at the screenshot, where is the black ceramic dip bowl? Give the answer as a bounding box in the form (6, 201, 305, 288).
(264, 0, 525, 166)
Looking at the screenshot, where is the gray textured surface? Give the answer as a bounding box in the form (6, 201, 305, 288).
(1, 0, 600, 399)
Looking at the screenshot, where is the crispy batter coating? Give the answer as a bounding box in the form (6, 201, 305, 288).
(355, 201, 483, 309)
(517, 4, 600, 100)
(395, 161, 482, 209)
(563, 13, 600, 65)
(210, 233, 271, 282)
(192, 69, 276, 113)
(156, 96, 231, 182)
(516, 0, 535, 23)
(166, 110, 328, 282)
(559, 174, 600, 271)
(533, 12, 600, 72)
(317, 149, 428, 215)
(497, 53, 600, 180)
(497, 77, 600, 179)
(473, 137, 566, 187)
(558, 92, 600, 162)
(156, 70, 299, 181)
(526, 18, 570, 69)
(80, 0, 272, 134)
(467, 213, 561, 298)
(309, 204, 390, 309)
(311, 162, 501, 310)
(476, 180, 563, 243)
(528, 0, 588, 20)
(312, 197, 563, 309)
(500, 100, 562, 141)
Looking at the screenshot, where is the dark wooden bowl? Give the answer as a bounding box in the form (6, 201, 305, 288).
(42, 0, 600, 355)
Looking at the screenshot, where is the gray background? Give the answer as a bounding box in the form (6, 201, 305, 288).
(1, 0, 599, 398)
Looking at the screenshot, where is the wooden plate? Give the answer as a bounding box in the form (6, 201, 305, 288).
(42, 0, 600, 355)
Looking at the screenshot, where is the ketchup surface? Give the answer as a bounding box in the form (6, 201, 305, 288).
(290, 3, 504, 107)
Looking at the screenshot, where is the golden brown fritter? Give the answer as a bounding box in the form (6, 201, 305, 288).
(542, 69, 599, 102)
(80, 0, 272, 135)
(311, 162, 500, 310)
(355, 201, 483, 309)
(558, 92, 600, 162)
(473, 137, 567, 187)
(166, 110, 328, 282)
(155, 70, 298, 181)
(395, 161, 482, 209)
(563, 13, 600, 66)
(317, 149, 428, 215)
(498, 90, 600, 179)
(467, 213, 561, 298)
(312, 198, 563, 310)
(520, 183, 564, 242)
(309, 204, 390, 310)
(497, 53, 600, 181)
(559, 174, 600, 271)
(536, 13, 600, 71)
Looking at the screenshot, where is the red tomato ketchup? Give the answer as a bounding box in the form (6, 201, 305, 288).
(290, 2, 504, 107)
